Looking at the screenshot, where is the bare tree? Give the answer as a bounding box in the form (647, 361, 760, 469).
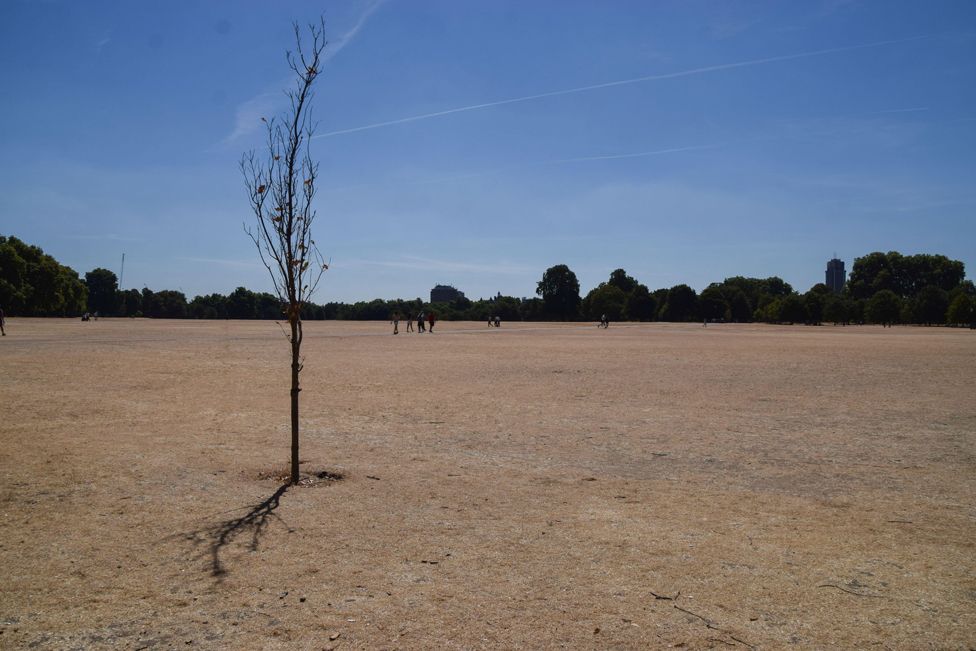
(241, 19, 328, 485)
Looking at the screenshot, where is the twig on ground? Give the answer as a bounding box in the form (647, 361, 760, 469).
(674, 604, 715, 627)
(650, 590, 680, 600)
(729, 634, 756, 648)
(672, 605, 756, 649)
(817, 583, 884, 598)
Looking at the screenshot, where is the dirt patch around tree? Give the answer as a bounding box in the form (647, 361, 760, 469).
(1, 318, 974, 649)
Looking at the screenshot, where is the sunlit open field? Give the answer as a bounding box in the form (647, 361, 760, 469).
(1, 318, 973, 649)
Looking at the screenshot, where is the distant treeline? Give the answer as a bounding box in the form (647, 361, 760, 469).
(2, 235, 974, 326)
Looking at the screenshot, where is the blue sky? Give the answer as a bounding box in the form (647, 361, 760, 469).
(1, 0, 974, 303)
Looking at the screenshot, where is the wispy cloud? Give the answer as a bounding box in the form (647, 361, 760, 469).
(817, 0, 861, 19)
(767, 112, 927, 150)
(874, 107, 929, 114)
(181, 256, 260, 268)
(323, 143, 722, 193)
(710, 17, 762, 40)
(322, 0, 386, 64)
(94, 34, 111, 55)
(345, 256, 533, 275)
(222, 1, 385, 145)
(775, 0, 862, 33)
(315, 34, 932, 139)
(551, 144, 722, 165)
(66, 233, 144, 242)
(222, 92, 279, 145)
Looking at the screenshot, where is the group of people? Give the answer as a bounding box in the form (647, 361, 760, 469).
(389, 312, 509, 334)
(391, 311, 436, 335)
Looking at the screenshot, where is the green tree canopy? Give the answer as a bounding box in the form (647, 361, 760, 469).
(803, 288, 826, 325)
(0, 235, 87, 316)
(189, 293, 227, 319)
(724, 287, 752, 322)
(119, 289, 142, 317)
(489, 295, 523, 321)
(607, 268, 639, 294)
(582, 283, 627, 321)
(822, 295, 851, 324)
(716, 276, 794, 320)
(144, 290, 188, 319)
(949, 280, 975, 302)
(865, 289, 902, 325)
(699, 285, 729, 321)
(227, 286, 258, 319)
(85, 268, 120, 315)
(946, 294, 974, 326)
(660, 284, 698, 322)
(626, 283, 657, 321)
(910, 285, 949, 325)
(536, 264, 581, 320)
(778, 294, 808, 324)
(849, 251, 965, 299)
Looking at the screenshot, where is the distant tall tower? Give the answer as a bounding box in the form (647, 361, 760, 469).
(825, 257, 846, 293)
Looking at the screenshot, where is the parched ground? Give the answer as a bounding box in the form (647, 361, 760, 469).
(0, 318, 973, 650)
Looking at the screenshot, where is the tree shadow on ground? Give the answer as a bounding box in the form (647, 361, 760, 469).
(183, 483, 292, 578)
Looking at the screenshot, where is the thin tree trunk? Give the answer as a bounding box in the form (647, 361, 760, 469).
(290, 317, 301, 485)
(241, 20, 327, 487)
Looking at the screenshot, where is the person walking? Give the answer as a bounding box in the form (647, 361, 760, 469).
(406, 314, 414, 332)
(427, 310, 436, 333)
(391, 311, 400, 335)
(417, 311, 426, 333)
(0, 305, 6, 336)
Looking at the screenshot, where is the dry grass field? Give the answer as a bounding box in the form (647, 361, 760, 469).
(1, 318, 974, 650)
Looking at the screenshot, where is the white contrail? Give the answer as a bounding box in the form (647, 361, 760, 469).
(345, 256, 534, 275)
(551, 143, 720, 164)
(314, 34, 930, 139)
(321, 143, 721, 192)
(875, 106, 929, 114)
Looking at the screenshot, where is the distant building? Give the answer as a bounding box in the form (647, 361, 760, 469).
(826, 258, 846, 293)
(430, 284, 465, 303)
